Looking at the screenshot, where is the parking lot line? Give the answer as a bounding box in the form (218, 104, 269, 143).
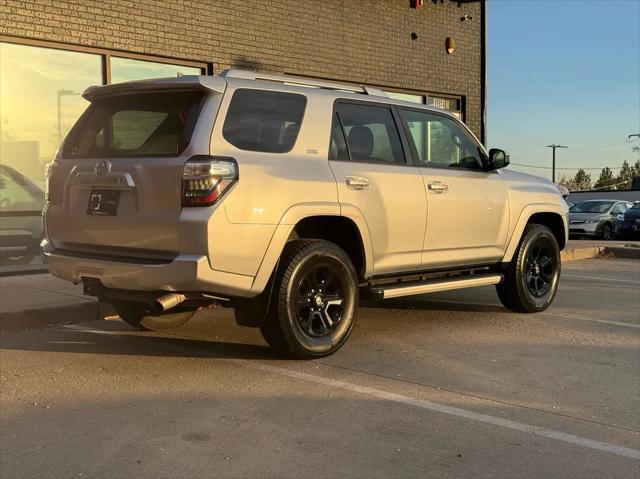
(541, 312, 640, 329)
(562, 273, 639, 284)
(63, 323, 640, 460)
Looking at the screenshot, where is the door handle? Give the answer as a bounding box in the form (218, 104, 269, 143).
(346, 176, 370, 190)
(428, 181, 449, 194)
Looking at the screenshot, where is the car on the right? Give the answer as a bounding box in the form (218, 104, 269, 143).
(614, 202, 640, 240)
(569, 199, 634, 240)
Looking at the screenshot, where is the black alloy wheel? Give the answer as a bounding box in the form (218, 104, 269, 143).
(496, 224, 561, 313)
(524, 243, 555, 298)
(260, 239, 358, 359)
(293, 262, 346, 337)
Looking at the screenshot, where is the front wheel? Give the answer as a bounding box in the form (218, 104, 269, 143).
(113, 300, 196, 331)
(601, 223, 613, 241)
(496, 224, 561, 313)
(260, 239, 359, 359)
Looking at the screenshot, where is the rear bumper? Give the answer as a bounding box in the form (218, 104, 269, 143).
(41, 239, 255, 297)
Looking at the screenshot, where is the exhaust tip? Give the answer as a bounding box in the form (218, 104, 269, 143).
(150, 293, 186, 314)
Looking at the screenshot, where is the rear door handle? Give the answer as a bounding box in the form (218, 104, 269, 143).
(428, 181, 449, 194)
(346, 176, 370, 190)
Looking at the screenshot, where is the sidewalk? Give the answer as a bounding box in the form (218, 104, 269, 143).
(0, 274, 99, 333)
(1, 240, 638, 333)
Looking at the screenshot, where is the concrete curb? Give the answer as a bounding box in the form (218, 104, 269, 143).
(560, 245, 640, 262)
(561, 247, 605, 262)
(604, 246, 640, 260)
(0, 300, 99, 333)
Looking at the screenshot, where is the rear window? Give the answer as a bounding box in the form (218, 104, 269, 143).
(63, 91, 206, 158)
(222, 89, 306, 153)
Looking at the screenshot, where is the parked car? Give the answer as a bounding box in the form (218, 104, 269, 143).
(43, 71, 569, 358)
(614, 202, 640, 240)
(0, 164, 44, 266)
(568, 200, 633, 240)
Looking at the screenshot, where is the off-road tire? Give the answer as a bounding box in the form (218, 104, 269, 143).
(496, 224, 561, 313)
(260, 239, 358, 359)
(113, 300, 196, 331)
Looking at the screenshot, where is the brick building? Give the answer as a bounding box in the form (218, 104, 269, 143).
(0, 0, 485, 273)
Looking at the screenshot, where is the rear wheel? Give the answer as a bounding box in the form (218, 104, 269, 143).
(496, 224, 561, 313)
(113, 300, 196, 331)
(260, 239, 358, 359)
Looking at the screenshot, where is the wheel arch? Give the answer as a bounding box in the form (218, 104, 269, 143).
(503, 205, 568, 263)
(250, 204, 373, 295)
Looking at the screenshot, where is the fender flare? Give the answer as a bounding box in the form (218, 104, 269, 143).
(502, 203, 568, 263)
(249, 202, 374, 294)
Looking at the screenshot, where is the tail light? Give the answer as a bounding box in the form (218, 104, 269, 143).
(181, 156, 238, 207)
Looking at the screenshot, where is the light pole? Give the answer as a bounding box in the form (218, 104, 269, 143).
(546, 144, 568, 183)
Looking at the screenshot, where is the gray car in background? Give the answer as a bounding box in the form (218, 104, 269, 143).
(569, 200, 633, 240)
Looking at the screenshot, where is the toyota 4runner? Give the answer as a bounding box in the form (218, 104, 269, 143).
(42, 70, 569, 358)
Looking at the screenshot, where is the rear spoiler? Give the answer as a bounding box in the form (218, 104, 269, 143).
(82, 75, 226, 101)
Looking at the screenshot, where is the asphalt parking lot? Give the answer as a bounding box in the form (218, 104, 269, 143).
(1, 258, 639, 478)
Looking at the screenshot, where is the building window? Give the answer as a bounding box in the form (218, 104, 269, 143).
(110, 57, 202, 83)
(384, 91, 424, 104)
(383, 90, 464, 120)
(0, 38, 207, 273)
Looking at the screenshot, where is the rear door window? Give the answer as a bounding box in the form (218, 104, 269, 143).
(334, 103, 405, 164)
(222, 89, 306, 153)
(63, 91, 205, 158)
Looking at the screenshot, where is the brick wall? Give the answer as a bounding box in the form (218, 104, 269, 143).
(0, 0, 483, 137)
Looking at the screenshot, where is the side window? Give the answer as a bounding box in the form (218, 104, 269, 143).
(222, 89, 306, 153)
(612, 203, 626, 214)
(400, 109, 483, 169)
(329, 112, 349, 161)
(334, 103, 405, 164)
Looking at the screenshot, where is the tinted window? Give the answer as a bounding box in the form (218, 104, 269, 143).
(400, 109, 483, 169)
(329, 113, 349, 161)
(223, 89, 306, 153)
(63, 91, 205, 158)
(335, 103, 405, 164)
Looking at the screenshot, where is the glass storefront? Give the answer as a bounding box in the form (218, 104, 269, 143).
(110, 57, 202, 83)
(384, 90, 464, 120)
(0, 40, 206, 274)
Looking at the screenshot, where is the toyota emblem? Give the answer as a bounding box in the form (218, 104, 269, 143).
(94, 160, 111, 176)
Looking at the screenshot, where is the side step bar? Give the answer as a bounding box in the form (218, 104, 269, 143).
(370, 273, 503, 300)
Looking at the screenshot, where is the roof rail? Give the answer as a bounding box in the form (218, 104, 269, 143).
(219, 69, 387, 97)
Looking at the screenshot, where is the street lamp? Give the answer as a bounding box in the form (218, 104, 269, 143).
(546, 144, 568, 183)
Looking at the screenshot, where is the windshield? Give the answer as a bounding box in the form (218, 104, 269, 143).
(569, 201, 615, 213)
(63, 91, 206, 158)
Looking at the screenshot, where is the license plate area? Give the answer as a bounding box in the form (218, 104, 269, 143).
(87, 189, 120, 216)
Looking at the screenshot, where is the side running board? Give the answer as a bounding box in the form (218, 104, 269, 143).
(369, 273, 503, 300)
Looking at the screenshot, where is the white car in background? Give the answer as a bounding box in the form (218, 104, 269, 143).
(569, 200, 634, 240)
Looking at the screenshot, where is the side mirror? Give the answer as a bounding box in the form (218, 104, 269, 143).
(486, 148, 510, 171)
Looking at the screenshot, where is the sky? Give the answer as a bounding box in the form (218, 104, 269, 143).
(487, 0, 640, 183)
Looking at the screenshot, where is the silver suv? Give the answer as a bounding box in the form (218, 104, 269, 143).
(43, 70, 569, 358)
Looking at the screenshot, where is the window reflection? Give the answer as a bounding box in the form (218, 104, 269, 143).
(110, 57, 202, 83)
(384, 91, 424, 103)
(0, 42, 101, 271)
